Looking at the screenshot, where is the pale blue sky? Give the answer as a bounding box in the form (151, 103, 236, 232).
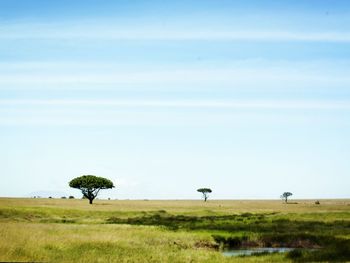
(1, 0, 349, 199)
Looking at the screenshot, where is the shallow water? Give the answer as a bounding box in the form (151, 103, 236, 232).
(222, 247, 294, 256)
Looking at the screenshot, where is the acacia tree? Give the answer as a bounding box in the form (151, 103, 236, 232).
(197, 188, 212, 202)
(69, 175, 114, 204)
(280, 192, 293, 203)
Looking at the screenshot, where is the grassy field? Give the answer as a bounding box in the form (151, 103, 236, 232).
(0, 198, 349, 262)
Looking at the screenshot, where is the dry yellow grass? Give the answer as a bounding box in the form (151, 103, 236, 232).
(0, 222, 290, 262)
(0, 198, 349, 262)
(1, 198, 349, 213)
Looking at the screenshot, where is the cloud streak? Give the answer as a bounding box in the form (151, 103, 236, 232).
(1, 69, 349, 88)
(1, 23, 350, 42)
(1, 99, 350, 110)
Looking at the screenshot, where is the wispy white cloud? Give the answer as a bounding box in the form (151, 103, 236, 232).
(1, 99, 349, 110)
(1, 69, 349, 87)
(0, 99, 348, 127)
(1, 23, 350, 42)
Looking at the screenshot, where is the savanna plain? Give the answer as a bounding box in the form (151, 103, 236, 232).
(0, 198, 349, 262)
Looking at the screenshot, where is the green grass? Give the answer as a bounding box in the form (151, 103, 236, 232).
(0, 198, 349, 262)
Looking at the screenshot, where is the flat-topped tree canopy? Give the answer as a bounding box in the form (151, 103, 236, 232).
(197, 188, 212, 202)
(69, 175, 114, 204)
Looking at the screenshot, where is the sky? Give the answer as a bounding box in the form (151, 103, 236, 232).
(1, 0, 350, 199)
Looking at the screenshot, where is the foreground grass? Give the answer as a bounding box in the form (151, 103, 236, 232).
(0, 198, 349, 262)
(0, 222, 289, 263)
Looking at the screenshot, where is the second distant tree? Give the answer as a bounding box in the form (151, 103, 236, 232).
(280, 192, 293, 203)
(197, 188, 212, 202)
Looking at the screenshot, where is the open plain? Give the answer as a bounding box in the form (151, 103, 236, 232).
(0, 198, 349, 262)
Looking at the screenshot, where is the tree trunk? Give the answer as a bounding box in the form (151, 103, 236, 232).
(89, 198, 93, 204)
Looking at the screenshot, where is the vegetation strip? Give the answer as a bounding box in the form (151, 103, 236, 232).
(1, 199, 349, 262)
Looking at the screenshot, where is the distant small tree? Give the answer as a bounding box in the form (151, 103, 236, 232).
(68, 195, 75, 199)
(69, 175, 115, 204)
(280, 192, 293, 203)
(197, 188, 212, 202)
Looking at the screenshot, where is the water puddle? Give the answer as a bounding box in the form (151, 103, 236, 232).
(222, 247, 295, 257)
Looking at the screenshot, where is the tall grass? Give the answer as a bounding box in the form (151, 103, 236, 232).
(0, 198, 349, 262)
(0, 222, 289, 262)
